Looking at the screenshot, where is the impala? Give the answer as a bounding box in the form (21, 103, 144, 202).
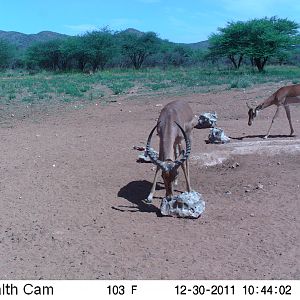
(247, 83, 300, 138)
(145, 100, 198, 203)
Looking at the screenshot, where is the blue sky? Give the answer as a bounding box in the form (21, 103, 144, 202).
(1, 0, 300, 43)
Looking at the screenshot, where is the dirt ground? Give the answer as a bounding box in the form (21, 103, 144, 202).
(0, 83, 299, 280)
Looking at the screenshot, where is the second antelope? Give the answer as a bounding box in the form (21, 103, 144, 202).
(145, 100, 198, 203)
(247, 83, 300, 138)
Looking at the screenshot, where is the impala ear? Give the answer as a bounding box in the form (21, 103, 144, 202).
(246, 102, 252, 109)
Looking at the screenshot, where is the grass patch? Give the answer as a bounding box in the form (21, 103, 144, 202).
(145, 82, 172, 90)
(0, 66, 300, 108)
(229, 76, 253, 89)
(108, 81, 134, 94)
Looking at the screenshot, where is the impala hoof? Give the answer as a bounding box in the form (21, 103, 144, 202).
(144, 196, 153, 204)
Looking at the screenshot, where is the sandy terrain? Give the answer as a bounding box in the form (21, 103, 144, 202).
(0, 83, 299, 280)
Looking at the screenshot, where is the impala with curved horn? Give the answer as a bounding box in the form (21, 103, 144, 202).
(145, 100, 198, 203)
(247, 83, 300, 138)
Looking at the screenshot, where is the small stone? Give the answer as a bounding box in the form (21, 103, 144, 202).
(231, 162, 240, 169)
(225, 191, 232, 195)
(277, 162, 281, 165)
(250, 213, 255, 217)
(256, 183, 264, 189)
(245, 189, 250, 193)
(133, 145, 145, 151)
(208, 127, 230, 144)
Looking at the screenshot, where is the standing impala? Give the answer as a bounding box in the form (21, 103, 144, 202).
(247, 83, 300, 138)
(145, 100, 198, 203)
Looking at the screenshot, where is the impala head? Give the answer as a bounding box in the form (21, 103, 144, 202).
(247, 102, 261, 126)
(145, 121, 191, 198)
(160, 159, 180, 189)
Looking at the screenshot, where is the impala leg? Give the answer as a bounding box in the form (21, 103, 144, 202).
(146, 166, 160, 203)
(186, 133, 192, 188)
(284, 105, 295, 136)
(174, 144, 179, 186)
(181, 161, 191, 192)
(186, 159, 191, 189)
(264, 106, 280, 139)
(185, 151, 190, 185)
(179, 144, 191, 192)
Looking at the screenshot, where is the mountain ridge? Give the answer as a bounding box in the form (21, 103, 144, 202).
(0, 30, 69, 49)
(0, 29, 208, 50)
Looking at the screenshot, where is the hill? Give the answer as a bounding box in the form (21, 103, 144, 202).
(0, 30, 68, 50)
(0, 28, 209, 51)
(184, 40, 209, 50)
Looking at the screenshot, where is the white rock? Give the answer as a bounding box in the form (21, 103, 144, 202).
(208, 127, 230, 144)
(160, 191, 205, 218)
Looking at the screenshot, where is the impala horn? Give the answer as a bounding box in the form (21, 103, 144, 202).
(174, 122, 191, 169)
(145, 121, 191, 171)
(145, 122, 167, 171)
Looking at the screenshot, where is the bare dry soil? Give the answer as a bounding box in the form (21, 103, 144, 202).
(0, 83, 299, 279)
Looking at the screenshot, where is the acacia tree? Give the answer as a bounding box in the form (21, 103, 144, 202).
(208, 17, 299, 72)
(26, 39, 63, 70)
(244, 17, 299, 71)
(82, 29, 115, 71)
(0, 39, 14, 69)
(60, 36, 89, 71)
(120, 31, 160, 69)
(26, 30, 114, 72)
(209, 21, 248, 69)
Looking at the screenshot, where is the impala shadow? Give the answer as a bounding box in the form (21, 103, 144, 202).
(116, 180, 164, 215)
(229, 134, 293, 140)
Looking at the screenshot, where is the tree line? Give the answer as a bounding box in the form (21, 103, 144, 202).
(0, 28, 202, 72)
(0, 17, 299, 73)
